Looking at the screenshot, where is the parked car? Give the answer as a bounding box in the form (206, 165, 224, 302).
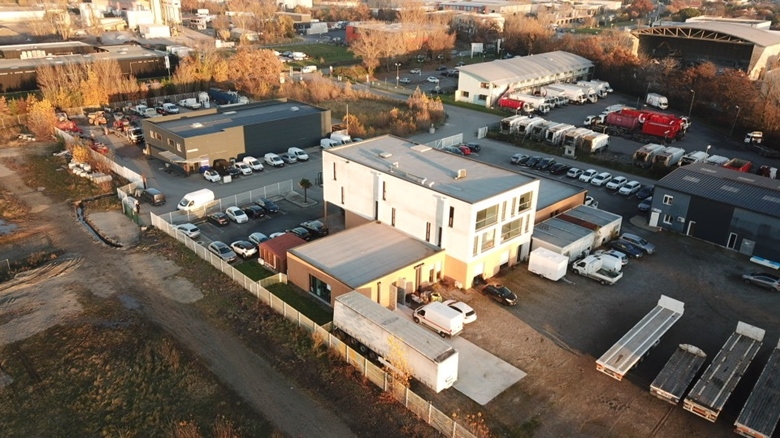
(457, 145, 472, 155)
(465, 142, 481, 153)
(619, 181, 642, 196)
(638, 196, 653, 212)
(203, 169, 221, 183)
(426, 76, 439, 83)
(225, 166, 241, 178)
(286, 227, 313, 241)
(443, 146, 464, 155)
(208, 241, 237, 263)
(741, 272, 780, 292)
(208, 212, 229, 226)
(242, 156, 264, 171)
(526, 156, 543, 168)
(482, 284, 518, 306)
(248, 232, 270, 245)
(620, 233, 656, 255)
(269, 231, 286, 239)
(594, 249, 628, 266)
(608, 240, 643, 258)
(590, 172, 613, 187)
(264, 153, 285, 167)
(511, 153, 529, 165)
(399, 77, 411, 84)
(242, 205, 266, 219)
(410, 68, 421, 74)
(636, 185, 654, 200)
(255, 198, 279, 213)
(605, 176, 628, 190)
(231, 240, 257, 259)
(225, 206, 249, 224)
(536, 157, 556, 171)
(578, 169, 598, 182)
(233, 162, 253, 176)
(435, 65, 448, 71)
(280, 153, 297, 164)
(585, 196, 597, 207)
(456, 61, 466, 67)
(549, 163, 571, 175)
(300, 220, 329, 238)
(442, 299, 477, 324)
(175, 223, 201, 239)
(567, 167, 583, 178)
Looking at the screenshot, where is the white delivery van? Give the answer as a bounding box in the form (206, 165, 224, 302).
(177, 188, 215, 211)
(413, 302, 465, 338)
(288, 147, 309, 161)
(321, 138, 339, 149)
(242, 156, 264, 171)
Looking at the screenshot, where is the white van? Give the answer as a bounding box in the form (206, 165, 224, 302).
(413, 302, 464, 338)
(301, 65, 317, 74)
(320, 138, 339, 149)
(288, 147, 309, 161)
(264, 153, 284, 167)
(177, 188, 215, 211)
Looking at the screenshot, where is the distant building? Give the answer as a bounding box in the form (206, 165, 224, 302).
(450, 12, 506, 34)
(438, 0, 532, 15)
(346, 21, 448, 53)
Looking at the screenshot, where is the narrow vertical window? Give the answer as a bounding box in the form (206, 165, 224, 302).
(340, 187, 344, 204)
(448, 206, 454, 227)
(391, 208, 396, 226)
(382, 181, 386, 200)
(425, 222, 431, 242)
(333, 162, 337, 181)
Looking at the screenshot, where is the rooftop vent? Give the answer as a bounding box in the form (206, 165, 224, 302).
(378, 151, 392, 158)
(411, 145, 432, 153)
(223, 111, 237, 115)
(455, 169, 467, 180)
(392, 162, 399, 168)
(191, 123, 204, 128)
(290, 106, 299, 111)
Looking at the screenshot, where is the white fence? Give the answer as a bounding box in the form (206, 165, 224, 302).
(161, 180, 294, 224)
(148, 211, 479, 438)
(426, 133, 464, 150)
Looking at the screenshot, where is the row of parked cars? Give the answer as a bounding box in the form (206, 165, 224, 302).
(203, 148, 310, 182)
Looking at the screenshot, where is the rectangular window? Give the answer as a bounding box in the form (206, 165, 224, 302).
(391, 208, 396, 226)
(425, 222, 431, 242)
(374, 201, 378, 220)
(382, 181, 386, 200)
(501, 218, 522, 242)
(478, 94, 488, 101)
(437, 226, 442, 247)
(340, 187, 344, 204)
(663, 195, 673, 206)
(501, 201, 506, 221)
(167, 138, 174, 147)
(448, 206, 454, 227)
(518, 192, 533, 212)
(479, 82, 490, 89)
(524, 215, 530, 233)
(475, 205, 498, 230)
(473, 236, 479, 256)
(462, 91, 470, 98)
(333, 162, 337, 181)
(510, 198, 516, 217)
(309, 275, 331, 302)
(481, 229, 495, 252)
(663, 214, 672, 224)
(176, 143, 181, 152)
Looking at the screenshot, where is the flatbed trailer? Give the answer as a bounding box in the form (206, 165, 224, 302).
(683, 322, 765, 422)
(650, 344, 707, 405)
(596, 295, 684, 381)
(734, 339, 780, 438)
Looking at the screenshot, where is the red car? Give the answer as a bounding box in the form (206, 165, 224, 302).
(458, 145, 472, 155)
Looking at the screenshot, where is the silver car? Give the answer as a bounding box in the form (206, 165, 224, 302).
(208, 241, 237, 263)
(742, 272, 780, 292)
(620, 233, 656, 255)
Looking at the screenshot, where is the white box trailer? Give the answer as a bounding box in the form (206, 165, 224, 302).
(500, 115, 528, 133)
(333, 292, 459, 393)
(650, 344, 707, 405)
(596, 295, 685, 381)
(684, 322, 765, 422)
(544, 123, 576, 146)
(528, 247, 568, 281)
(517, 117, 545, 137)
(735, 339, 780, 438)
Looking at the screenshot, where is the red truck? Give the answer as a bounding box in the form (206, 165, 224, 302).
(498, 97, 528, 112)
(723, 158, 753, 173)
(596, 109, 685, 143)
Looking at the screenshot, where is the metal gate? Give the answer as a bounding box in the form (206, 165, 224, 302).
(477, 126, 488, 139)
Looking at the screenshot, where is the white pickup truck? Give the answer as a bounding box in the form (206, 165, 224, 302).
(572, 255, 623, 285)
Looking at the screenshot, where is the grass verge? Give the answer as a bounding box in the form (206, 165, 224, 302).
(266, 282, 333, 325)
(439, 95, 508, 117)
(235, 262, 274, 281)
(271, 43, 357, 66)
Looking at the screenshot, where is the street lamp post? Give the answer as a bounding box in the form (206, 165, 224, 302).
(730, 105, 741, 137)
(394, 62, 401, 88)
(688, 89, 695, 117)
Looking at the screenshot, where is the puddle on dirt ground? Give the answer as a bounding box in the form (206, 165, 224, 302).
(0, 219, 17, 235)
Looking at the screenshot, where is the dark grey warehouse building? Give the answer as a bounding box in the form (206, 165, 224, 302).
(650, 163, 780, 260)
(142, 99, 331, 174)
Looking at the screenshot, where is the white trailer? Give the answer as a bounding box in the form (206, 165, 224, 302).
(500, 115, 528, 134)
(577, 80, 608, 98)
(517, 117, 545, 137)
(531, 120, 558, 141)
(680, 150, 709, 166)
(138, 24, 171, 39)
(596, 295, 685, 381)
(333, 292, 459, 393)
(652, 147, 686, 168)
(528, 247, 568, 281)
(544, 123, 576, 146)
(633, 143, 666, 167)
(650, 344, 707, 405)
(508, 93, 550, 114)
(735, 339, 780, 438)
(544, 85, 586, 104)
(684, 322, 765, 422)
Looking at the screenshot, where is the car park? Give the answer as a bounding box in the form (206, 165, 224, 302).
(225, 206, 249, 224)
(242, 205, 266, 219)
(233, 162, 253, 176)
(264, 153, 285, 167)
(300, 220, 329, 237)
(175, 223, 201, 239)
(426, 76, 439, 83)
(255, 198, 279, 213)
(636, 185, 654, 199)
(208, 212, 229, 226)
(280, 153, 297, 164)
(511, 153, 529, 165)
(620, 233, 656, 255)
(230, 240, 257, 259)
(590, 172, 613, 187)
(399, 77, 411, 84)
(286, 227, 313, 241)
(536, 157, 556, 171)
(242, 156, 264, 171)
(619, 181, 642, 196)
(741, 272, 780, 292)
(203, 169, 221, 183)
(482, 284, 518, 306)
(410, 68, 421, 74)
(638, 196, 653, 212)
(578, 169, 598, 182)
(248, 232, 269, 245)
(566, 167, 583, 178)
(457, 145, 472, 155)
(605, 176, 628, 190)
(608, 240, 643, 258)
(208, 241, 237, 263)
(526, 156, 542, 168)
(442, 299, 477, 324)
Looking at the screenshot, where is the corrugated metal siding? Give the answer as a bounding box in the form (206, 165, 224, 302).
(732, 208, 780, 260)
(243, 112, 326, 155)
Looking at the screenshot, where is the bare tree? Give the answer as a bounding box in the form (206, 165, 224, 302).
(348, 25, 391, 78)
(227, 48, 282, 98)
(212, 15, 232, 41)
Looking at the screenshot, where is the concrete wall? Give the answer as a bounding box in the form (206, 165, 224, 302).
(535, 192, 586, 224)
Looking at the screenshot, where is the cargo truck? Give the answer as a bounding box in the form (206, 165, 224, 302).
(543, 85, 586, 104)
(577, 80, 608, 98)
(500, 115, 528, 134)
(679, 150, 709, 166)
(178, 97, 202, 109)
(517, 117, 545, 137)
(508, 93, 551, 114)
(544, 123, 576, 146)
(562, 128, 594, 148)
(723, 158, 753, 173)
(531, 120, 558, 141)
(579, 132, 610, 154)
(596, 295, 685, 381)
(652, 147, 686, 168)
(734, 339, 780, 438)
(575, 84, 599, 103)
(650, 344, 707, 405)
(528, 247, 568, 281)
(571, 255, 623, 285)
(684, 322, 765, 422)
(646, 93, 669, 110)
(633, 143, 666, 167)
(498, 96, 531, 112)
(333, 292, 459, 393)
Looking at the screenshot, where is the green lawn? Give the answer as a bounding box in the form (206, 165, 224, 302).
(572, 27, 604, 35)
(236, 262, 274, 281)
(270, 43, 357, 66)
(267, 283, 333, 325)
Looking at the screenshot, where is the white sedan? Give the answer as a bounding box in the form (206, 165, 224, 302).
(619, 181, 642, 196)
(203, 169, 221, 183)
(233, 162, 253, 175)
(566, 167, 583, 178)
(590, 172, 613, 187)
(442, 299, 477, 324)
(426, 76, 439, 83)
(605, 176, 628, 190)
(225, 206, 249, 224)
(578, 169, 598, 183)
(399, 77, 411, 84)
